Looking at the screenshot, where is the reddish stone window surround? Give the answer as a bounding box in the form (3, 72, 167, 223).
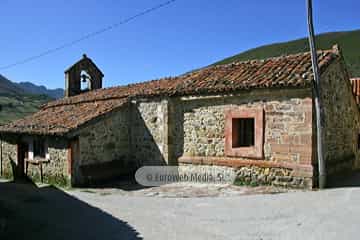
(225, 108, 264, 159)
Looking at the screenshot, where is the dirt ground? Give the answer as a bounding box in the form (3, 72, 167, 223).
(75, 180, 295, 198)
(0, 180, 141, 240)
(0, 179, 294, 240)
(1, 172, 360, 240)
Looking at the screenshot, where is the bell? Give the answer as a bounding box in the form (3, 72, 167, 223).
(81, 74, 88, 83)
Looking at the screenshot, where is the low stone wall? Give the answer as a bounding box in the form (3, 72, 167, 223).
(179, 156, 313, 189)
(178, 163, 312, 189)
(235, 166, 311, 188)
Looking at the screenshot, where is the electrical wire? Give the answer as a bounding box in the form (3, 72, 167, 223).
(0, 0, 177, 70)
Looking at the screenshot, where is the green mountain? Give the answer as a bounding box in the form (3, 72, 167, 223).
(0, 75, 52, 125)
(17, 82, 63, 99)
(214, 29, 360, 77)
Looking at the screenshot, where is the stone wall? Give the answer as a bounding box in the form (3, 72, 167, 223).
(77, 107, 133, 183)
(173, 89, 313, 166)
(320, 59, 360, 176)
(131, 99, 169, 165)
(27, 138, 69, 185)
(169, 89, 314, 188)
(0, 136, 69, 186)
(0, 139, 17, 178)
(234, 165, 311, 188)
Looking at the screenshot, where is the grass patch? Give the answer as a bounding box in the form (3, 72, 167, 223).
(25, 173, 70, 188)
(1, 170, 71, 189)
(1, 170, 14, 181)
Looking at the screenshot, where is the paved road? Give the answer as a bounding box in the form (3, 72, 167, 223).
(1, 180, 360, 240)
(68, 187, 360, 240)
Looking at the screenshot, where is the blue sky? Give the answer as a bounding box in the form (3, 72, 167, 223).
(0, 0, 358, 89)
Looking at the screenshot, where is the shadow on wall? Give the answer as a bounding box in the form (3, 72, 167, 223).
(169, 99, 184, 164)
(9, 156, 36, 186)
(131, 106, 167, 166)
(74, 104, 171, 187)
(0, 181, 142, 240)
(327, 170, 360, 188)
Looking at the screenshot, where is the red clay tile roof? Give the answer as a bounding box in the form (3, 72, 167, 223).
(351, 78, 360, 105)
(0, 46, 341, 136)
(46, 47, 339, 108)
(0, 98, 127, 136)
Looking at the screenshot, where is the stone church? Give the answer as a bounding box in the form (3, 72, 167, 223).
(0, 45, 359, 188)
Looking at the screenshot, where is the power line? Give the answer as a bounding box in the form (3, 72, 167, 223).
(0, 0, 177, 70)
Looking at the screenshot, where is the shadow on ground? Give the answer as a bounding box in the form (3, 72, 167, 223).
(327, 170, 360, 188)
(82, 175, 151, 191)
(0, 180, 142, 240)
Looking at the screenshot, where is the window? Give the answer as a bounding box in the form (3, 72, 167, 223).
(26, 137, 49, 160)
(232, 118, 255, 147)
(33, 139, 46, 158)
(225, 108, 264, 159)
